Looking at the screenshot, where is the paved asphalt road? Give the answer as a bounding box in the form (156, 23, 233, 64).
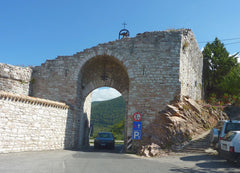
(0, 145, 239, 173)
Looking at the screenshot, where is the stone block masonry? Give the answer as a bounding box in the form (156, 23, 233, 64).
(0, 29, 203, 152)
(0, 91, 74, 153)
(0, 64, 32, 95)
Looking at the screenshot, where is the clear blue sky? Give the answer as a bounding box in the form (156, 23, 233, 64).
(1, 0, 240, 66)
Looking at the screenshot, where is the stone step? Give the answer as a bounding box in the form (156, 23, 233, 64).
(180, 132, 211, 153)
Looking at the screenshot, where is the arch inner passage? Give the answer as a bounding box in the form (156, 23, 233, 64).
(79, 55, 129, 148)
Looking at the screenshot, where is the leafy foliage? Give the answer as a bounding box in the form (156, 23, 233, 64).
(202, 37, 239, 99)
(111, 119, 125, 140)
(218, 66, 240, 95)
(90, 96, 125, 140)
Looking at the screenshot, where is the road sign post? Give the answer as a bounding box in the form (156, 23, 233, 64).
(132, 116, 142, 140)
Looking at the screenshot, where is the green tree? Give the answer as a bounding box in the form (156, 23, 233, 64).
(202, 37, 239, 99)
(111, 119, 125, 140)
(219, 66, 240, 95)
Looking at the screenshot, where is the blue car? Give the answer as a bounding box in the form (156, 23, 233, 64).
(94, 132, 115, 149)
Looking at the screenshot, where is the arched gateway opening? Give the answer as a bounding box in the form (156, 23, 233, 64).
(23, 29, 203, 154)
(78, 55, 129, 148)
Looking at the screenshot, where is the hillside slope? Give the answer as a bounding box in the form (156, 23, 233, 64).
(90, 96, 125, 137)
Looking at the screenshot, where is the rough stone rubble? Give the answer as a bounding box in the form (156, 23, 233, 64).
(138, 96, 227, 157)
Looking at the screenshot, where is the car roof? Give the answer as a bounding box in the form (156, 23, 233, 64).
(98, 132, 113, 134)
(221, 120, 240, 123)
(229, 120, 240, 123)
(231, 131, 240, 133)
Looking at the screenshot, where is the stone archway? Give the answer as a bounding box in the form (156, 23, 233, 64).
(29, 29, 203, 152)
(77, 55, 129, 148)
(79, 55, 129, 99)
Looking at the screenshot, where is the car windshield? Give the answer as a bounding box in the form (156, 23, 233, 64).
(223, 131, 236, 141)
(97, 133, 113, 138)
(225, 123, 240, 134)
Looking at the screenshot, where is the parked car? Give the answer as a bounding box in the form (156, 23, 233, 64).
(94, 132, 115, 149)
(210, 120, 240, 150)
(219, 131, 240, 165)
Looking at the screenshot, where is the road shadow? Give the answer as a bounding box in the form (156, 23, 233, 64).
(170, 167, 238, 173)
(71, 144, 137, 160)
(170, 154, 239, 173)
(73, 144, 124, 153)
(180, 154, 220, 162)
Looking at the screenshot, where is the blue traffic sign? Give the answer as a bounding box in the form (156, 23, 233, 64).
(133, 122, 142, 130)
(132, 130, 141, 140)
(132, 121, 142, 140)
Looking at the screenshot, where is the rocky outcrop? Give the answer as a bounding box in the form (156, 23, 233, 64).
(138, 143, 164, 157)
(139, 96, 227, 157)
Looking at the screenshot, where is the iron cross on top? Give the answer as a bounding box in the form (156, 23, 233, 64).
(122, 22, 127, 29)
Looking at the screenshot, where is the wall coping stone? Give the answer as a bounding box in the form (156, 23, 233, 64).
(0, 91, 69, 109)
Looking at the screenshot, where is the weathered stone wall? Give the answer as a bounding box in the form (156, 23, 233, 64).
(79, 93, 92, 146)
(0, 91, 74, 153)
(0, 64, 32, 95)
(30, 29, 203, 150)
(0, 29, 203, 152)
(84, 93, 92, 128)
(179, 29, 203, 100)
